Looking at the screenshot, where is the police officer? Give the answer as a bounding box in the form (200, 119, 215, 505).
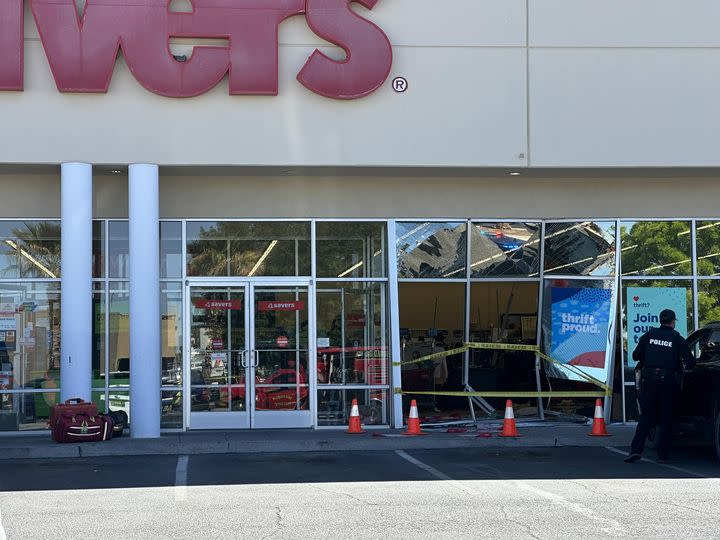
(625, 309, 695, 463)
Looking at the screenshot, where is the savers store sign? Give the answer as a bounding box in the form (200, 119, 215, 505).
(0, 0, 392, 100)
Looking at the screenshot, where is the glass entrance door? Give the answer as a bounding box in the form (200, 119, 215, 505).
(186, 282, 312, 429)
(251, 285, 311, 428)
(188, 285, 250, 429)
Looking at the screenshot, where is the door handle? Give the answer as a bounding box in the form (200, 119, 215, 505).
(240, 350, 248, 369)
(252, 349, 260, 368)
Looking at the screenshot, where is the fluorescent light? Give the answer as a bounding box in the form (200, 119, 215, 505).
(248, 240, 277, 276)
(544, 254, 612, 274)
(338, 261, 364, 278)
(337, 249, 383, 277)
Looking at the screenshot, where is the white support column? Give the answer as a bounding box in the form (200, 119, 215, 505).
(388, 220, 404, 428)
(129, 164, 160, 438)
(60, 163, 93, 402)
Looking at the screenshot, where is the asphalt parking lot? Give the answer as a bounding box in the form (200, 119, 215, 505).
(0, 446, 718, 539)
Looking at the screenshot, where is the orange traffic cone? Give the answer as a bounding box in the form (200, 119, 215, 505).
(346, 398, 365, 434)
(402, 399, 426, 436)
(499, 400, 521, 437)
(588, 398, 611, 437)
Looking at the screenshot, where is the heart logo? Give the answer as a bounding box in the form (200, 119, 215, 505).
(633, 296, 639, 302)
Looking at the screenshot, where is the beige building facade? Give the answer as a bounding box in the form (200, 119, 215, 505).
(1, 1, 719, 435)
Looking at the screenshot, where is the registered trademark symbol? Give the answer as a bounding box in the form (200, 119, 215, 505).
(392, 76, 408, 93)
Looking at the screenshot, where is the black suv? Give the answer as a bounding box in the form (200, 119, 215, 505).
(675, 324, 720, 460)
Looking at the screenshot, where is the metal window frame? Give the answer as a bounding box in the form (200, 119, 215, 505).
(7, 212, 720, 432)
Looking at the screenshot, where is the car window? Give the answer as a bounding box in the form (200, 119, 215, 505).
(700, 330, 720, 363)
(687, 330, 710, 361)
(707, 330, 720, 347)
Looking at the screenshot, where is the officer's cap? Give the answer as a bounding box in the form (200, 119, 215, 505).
(660, 309, 677, 325)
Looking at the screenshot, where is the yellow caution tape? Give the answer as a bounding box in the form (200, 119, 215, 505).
(536, 351, 609, 391)
(393, 345, 468, 365)
(393, 341, 613, 394)
(467, 342, 539, 352)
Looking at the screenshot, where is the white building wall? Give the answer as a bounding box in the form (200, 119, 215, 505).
(4, 169, 720, 221)
(1, 1, 719, 167)
(528, 0, 720, 167)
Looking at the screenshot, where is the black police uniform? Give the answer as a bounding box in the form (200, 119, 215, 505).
(630, 325, 694, 459)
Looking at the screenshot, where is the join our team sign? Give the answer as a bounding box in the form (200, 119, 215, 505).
(626, 287, 687, 369)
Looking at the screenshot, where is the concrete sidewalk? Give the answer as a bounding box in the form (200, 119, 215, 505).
(0, 422, 635, 460)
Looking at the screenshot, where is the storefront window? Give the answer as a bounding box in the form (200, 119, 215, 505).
(622, 280, 694, 368)
(541, 279, 615, 418)
(108, 221, 129, 279)
(92, 291, 106, 389)
(0, 282, 60, 431)
(161, 221, 183, 279)
(397, 222, 467, 278)
(162, 283, 183, 386)
(316, 282, 388, 386)
(470, 222, 540, 277)
(0, 392, 58, 431)
(0, 221, 60, 279)
(620, 278, 693, 419)
(698, 280, 720, 327)
(162, 390, 183, 429)
(316, 222, 386, 278)
(108, 283, 130, 384)
(623, 385, 641, 422)
(105, 389, 130, 424)
(399, 282, 466, 419)
(92, 390, 106, 414)
(186, 221, 311, 277)
(108, 220, 183, 279)
(0, 282, 60, 389)
(469, 282, 539, 415)
(12, 215, 719, 431)
(317, 389, 389, 427)
(544, 221, 616, 276)
(93, 220, 104, 278)
(696, 221, 720, 276)
(621, 220, 691, 277)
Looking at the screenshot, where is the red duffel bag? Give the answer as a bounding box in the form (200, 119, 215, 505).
(53, 412, 113, 443)
(50, 398, 98, 435)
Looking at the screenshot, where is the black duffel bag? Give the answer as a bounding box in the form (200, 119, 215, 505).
(107, 409, 128, 437)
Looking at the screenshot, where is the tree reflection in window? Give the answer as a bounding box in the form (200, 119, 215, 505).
(621, 221, 691, 277)
(0, 221, 61, 278)
(186, 222, 311, 277)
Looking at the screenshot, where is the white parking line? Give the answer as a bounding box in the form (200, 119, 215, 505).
(394, 450, 452, 480)
(604, 446, 708, 479)
(514, 481, 626, 535)
(395, 449, 625, 535)
(0, 506, 7, 540)
(175, 455, 189, 502)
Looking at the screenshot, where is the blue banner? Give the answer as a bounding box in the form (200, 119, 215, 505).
(627, 287, 687, 368)
(548, 287, 613, 382)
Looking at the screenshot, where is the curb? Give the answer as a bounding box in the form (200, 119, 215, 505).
(0, 427, 635, 460)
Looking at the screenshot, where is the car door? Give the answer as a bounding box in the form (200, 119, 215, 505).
(679, 329, 709, 423)
(681, 329, 720, 431)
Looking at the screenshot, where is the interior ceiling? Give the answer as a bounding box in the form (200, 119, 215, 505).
(2, 164, 720, 179)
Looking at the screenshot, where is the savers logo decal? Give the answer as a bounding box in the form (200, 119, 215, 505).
(0, 0, 392, 100)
